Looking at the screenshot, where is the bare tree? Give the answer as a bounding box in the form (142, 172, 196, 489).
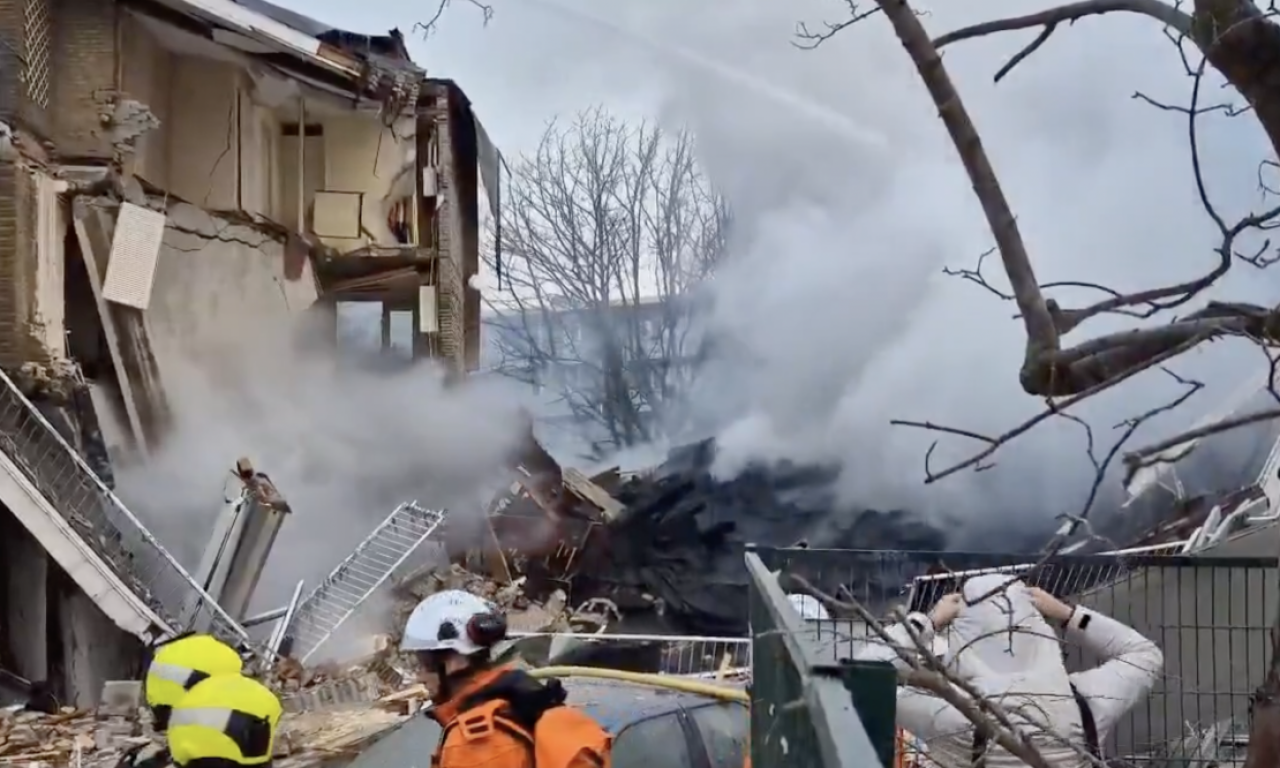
(793, 0, 1280, 764)
(485, 108, 729, 457)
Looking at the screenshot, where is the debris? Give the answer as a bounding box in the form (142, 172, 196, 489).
(236, 457, 290, 512)
(391, 563, 573, 638)
(0, 679, 410, 768)
(273, 707, 407, 768)
(561, 467, 624, 521)
(0, 683, 150, 768)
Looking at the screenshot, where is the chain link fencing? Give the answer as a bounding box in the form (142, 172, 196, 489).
(756, 545, 1279, 768)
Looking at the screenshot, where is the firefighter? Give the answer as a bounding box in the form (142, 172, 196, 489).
(145, 633, 246, 732)
(400, 589, 612, 768)
(126, 633, 246, 768)
(166, 675, 282, 768)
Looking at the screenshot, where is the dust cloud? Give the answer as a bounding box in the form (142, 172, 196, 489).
(409, 0, 1280, 545)
(113, 308, 526, 614)
(192, 0, 1280, 551)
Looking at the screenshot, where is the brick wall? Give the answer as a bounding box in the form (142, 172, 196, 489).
(0, 0, 54, 138)
(0, 161, 43, 367)
(431, 85, 466, 378)
(51, 0, 118, 159)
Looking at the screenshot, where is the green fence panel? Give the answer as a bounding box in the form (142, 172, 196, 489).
(746, 548, 889, 768)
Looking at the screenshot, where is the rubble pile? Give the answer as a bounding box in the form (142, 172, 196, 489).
(389, 563, 626, 642)
(0, 679, 411, 768)
(479, 437, 952, 637)
(0, 708, 133, 767)
(0, 682, 152, 768)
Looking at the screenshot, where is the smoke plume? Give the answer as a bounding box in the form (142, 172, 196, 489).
(387, 0, 1280, 546)
(265, 0, 1280, 547)
(114, 308, 526, 614)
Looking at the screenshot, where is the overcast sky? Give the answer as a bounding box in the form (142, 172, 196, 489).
(272, 0, 1280, 544)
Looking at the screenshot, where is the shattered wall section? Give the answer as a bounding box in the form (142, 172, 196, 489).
(146, 202, 319, 382)
(0, 160, 58, 367)
(119, 11, 172, 186)
(0, 504, 142, 709)
(167, 57, 240, 210)
(314, 114, 415, 252)
(50, 0, 118, 159)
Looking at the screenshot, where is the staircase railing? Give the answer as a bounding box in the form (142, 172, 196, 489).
(0, 367, 250, 646)
(283, 502, 445, 663)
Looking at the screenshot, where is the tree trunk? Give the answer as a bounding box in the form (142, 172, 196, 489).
(1194, 0, 1280, 159)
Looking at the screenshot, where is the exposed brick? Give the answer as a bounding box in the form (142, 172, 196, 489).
(0, 161, 40, 368)
(432, 90, 465, 378)
(0, 0, 54, 138)
(0, 162, 17, 365)
(51, 0, 118, 158)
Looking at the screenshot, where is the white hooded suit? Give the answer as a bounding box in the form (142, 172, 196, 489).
(857, 575, 1163, 768)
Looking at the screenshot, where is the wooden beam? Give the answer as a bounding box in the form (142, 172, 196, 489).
(73, 202, 171, 449)
(562, 467, 625, 522)
(71, 203, 149, 457)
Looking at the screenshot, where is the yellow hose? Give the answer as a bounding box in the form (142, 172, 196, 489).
(529, 666, 749, 702)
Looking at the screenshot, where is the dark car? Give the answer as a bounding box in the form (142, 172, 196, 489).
(345, 678, 749, 768)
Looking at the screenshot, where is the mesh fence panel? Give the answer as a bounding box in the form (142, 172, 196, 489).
(747, 550, 891, 768)
(757, 546, 1279, 768)
(506, 632, 750, 677)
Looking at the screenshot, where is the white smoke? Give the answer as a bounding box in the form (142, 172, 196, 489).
(283, 0, 1280, 543)
(115, 310, 526, 612)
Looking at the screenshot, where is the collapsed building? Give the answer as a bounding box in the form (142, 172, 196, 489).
(0, 0, 496, 707)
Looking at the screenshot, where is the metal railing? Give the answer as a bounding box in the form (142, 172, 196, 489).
(506, 631, 750, 677)
(746, 549, 893, 768)
(0, 367, 250, 646)
(282, 502, 445, 663)
(757, 546, 1280, 767)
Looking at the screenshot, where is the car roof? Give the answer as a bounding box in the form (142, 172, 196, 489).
(343, 677, 740, 768)
(558, 678, 731, 730)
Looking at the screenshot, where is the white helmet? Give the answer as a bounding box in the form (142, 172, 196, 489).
(787, 593, 831, 621)
(400, 590, 504, 656)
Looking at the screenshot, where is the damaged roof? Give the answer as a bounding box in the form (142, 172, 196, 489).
(140, 0, 423, 91)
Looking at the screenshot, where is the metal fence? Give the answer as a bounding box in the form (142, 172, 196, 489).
(506, 631, 751, 677)
(746, 549, 894, 768)
(756, 546, 1279, 767)
(0, 366, 251, 646)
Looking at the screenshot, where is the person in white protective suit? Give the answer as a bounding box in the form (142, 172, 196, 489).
(788, 593, 831, 620)
(857, 574, 1164, 768)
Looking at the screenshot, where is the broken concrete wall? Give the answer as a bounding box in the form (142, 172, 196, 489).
(146, 202, 319, 382)
(32, 171, 65, 359)
(0, 504, 141, 709)
(0, 161, 55, 368)
(51, 0, 118, 160)
(429, 86, 466, 376)
(51, 579, 142, 709)
(167, 56, 240, 210)
(119, 11, 172, 187)
(0, 506, 48, 684)
(315, 114, 415, 251)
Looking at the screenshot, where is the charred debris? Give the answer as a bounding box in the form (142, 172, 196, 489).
(434, 424, 1273, 642)
(452, 433, 949, 638)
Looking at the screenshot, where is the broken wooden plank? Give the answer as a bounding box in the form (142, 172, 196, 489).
(562, 467, 625, 521)
(72, 201, 150, 457)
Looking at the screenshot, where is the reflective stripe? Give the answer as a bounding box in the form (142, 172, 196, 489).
(168, 706, 233, 731)
(148, 662, 196, 687)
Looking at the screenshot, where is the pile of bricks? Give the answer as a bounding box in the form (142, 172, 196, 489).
(0, 681, 155, 768)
